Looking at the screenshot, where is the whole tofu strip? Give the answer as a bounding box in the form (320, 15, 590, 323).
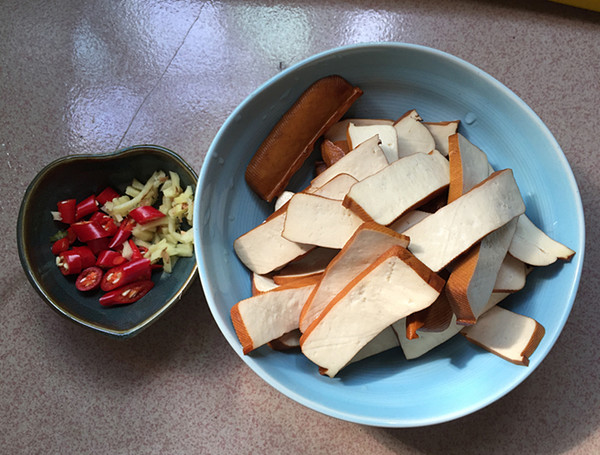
(231, 276, 319, 355)
(324, 118, 394, 142)
(347, 122, 399, 163)
(282, 193, 364, 249)
(493, 254, 527, 293)
(308, 135, 388, 190)
(399, 291, 510, 359)
(342, 150, 450, 225)
(310, 173, 358, 200)
(299, 222, 410, 332)
(445, 218, 518, 325)
(300, 245, 445, 377)
(460, 305, 545, 366)
(424, 120, 460, 157)
(508, 214, 575, 266)
(234, 205, 314, 275)
(245, 75, 362, 202)
(403, 169, 526, 272)
(393, 110, 436, 158)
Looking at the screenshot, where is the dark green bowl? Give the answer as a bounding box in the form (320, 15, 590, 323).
(17, 145, 198, 338)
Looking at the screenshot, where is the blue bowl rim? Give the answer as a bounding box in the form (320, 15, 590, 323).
(195, 42, 585, 426)
(17, 144, 199, 339)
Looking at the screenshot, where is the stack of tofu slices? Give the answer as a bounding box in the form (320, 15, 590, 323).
(231, 76, 574, 378)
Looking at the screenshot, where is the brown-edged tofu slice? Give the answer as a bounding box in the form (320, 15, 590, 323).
(298, 222, 409, 333)
(343, 150, 449, 225)
(233, 205, 314, 275)
(460, 305, 545, 366)
(300, 245, 444, 377)
(245, 75, 362, 202)
(231, 276, 319, 355)
(493, 254, 527, 293)
(424, 120, 460, 157)
(308, 135, 389, 191)
(393, 110, 436, 158)
(347, 122, 399, 163)
(508, 214, 575, 266)
(282, 193, 364, 249)
(403, 169, 525, 272)
(272, 247, 338, 285)
(251, 273, 279, 295)
(324, 118, 394, 142)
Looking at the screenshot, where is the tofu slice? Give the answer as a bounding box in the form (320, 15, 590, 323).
(300, 245, 444, 377)
(233, 205, 315, 275)
(308, 135, 389, 190)
(272, 247, 338, 285)
(309, 173, 358, 200)
(299, 222, 410, 332)
(274, 191, 295, 211)
(231, 276, 319, 354)
(493, 254, 527, 292)
(342, 150, 450, 225)
(508, 214, 575, 266)
(282, 193, 364, 249)
(399, 291, 510, 359)
(424, 120, 460, 157)
(324, 118, 394, 142)
(251, 273, 279, 295)
(350, 325, 401, 364)
(347, 122, 399, 163)
(445, 218, 518, 325)
(389, 209, 431, 233)
(320, 139, 347, 166)
(403, 169, 526, 272)
(393, 110, 436, 158)
(460, 306, 545, 366)
(447, 133, 492, 203)
(405, 290, 454, 339)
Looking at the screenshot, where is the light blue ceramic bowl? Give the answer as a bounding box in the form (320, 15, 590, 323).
(194, 43, 584, 427)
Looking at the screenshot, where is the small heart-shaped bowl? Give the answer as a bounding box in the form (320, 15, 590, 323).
(17, 145, 198, 338)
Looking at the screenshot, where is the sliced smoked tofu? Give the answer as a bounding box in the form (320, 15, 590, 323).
(233, 205, 314, 275)
(508, 214, 575, 266)
(324, 118, 394, 143)
(493, 254, 527, 292)
(231, 276, 319, 354)
(447, 132, 492, 203)
(403, 169, 526, 272)
(461, 305, 545, 366)
(282, 193, 364, 249)
(342, 150, 450, 225)
(309, 173, 358, 200)
(308, 135, 388, 191)
(347, 122, 399, 163)
(300, 245, 445, 377)
(298, 222, 409, 332)
(424, 120, 460, 157)
(393, 110, 436, 158)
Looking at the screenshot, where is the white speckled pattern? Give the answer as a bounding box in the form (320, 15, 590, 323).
(1, 0, 598, 453)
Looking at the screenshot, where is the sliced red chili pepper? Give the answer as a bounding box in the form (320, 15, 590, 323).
(96, 250, 126, 269)
(71, 220, 110, 243)
(128, 239, 143, 260)
(75, 194, 98, 220)
(96, 186, 120, 206)
(90, 212, 118, 237)
(150, 263, 163, 271)
(86, 237, 111, 255)
(108, 217, 135, 249)
(56, 251, 83, 276)
(51, 237, 70, 255)
(129, 206, 165, 224)
(99, 280, 154, 306)
(70, 246, 96, 268)
(66, 226, 77, 244)
(75, 266, 103, 292)
(101, 258, 151, 292)
(57, 199, 77, 224)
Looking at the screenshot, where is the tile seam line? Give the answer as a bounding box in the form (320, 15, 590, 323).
(116, 8, 203, 149)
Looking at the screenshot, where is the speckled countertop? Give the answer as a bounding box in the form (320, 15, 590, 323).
(1, 1, 599, 453)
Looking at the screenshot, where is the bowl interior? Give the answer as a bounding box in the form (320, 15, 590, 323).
(18, 145, 198, 338)
(195, 43, 584, 426)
